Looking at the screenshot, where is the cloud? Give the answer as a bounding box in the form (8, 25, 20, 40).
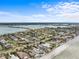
(0, 11, 60, 22)
(1, 2, 79, 22)
(42, 2, 79, 14)
(42, 2, 79, 22)
(0, 12, 50, 22)
(0, 12, 31, 22)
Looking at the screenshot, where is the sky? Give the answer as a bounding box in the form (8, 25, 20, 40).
(0, 0, 79, 22)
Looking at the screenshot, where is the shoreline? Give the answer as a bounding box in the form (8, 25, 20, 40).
(39, 36, 79, 59)
(0, 26, 28, 36)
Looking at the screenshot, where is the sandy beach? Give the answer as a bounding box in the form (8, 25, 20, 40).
(39, 36, 79, 59)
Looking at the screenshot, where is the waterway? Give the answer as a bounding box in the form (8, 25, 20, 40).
(0, 25, 26, 35)
(0, 25, 69, 35)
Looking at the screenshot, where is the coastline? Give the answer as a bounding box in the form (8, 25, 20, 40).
(39, 36, 79, 59)
(0, 26, 28, 35)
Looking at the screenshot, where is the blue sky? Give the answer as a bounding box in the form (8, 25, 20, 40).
(0, 0, 79, 22)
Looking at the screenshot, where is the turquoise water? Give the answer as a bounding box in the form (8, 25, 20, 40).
(0, 25, 68, 35)
(0, 26, 26, 35)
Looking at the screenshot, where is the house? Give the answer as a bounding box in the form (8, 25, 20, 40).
(0, 57, 6, 59)
(0, 39, 12, 49)
(58, 32, 64, 35)
(9, 35, 18, 41)
(0, 56, 6, 59)
(3, 43, 12, 49)
(16, 52, 30, 59)
(42, 43, 50, 48)
(0, 39, 6, 44)
(10, 55, 19, 59)
(33, 48, 45, 58)
(52, 36, 60, 41)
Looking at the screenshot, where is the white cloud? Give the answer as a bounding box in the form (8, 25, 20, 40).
(0, 11, 60, 22)
(43, 2, 79, 14)
(0, 12, 31, 22)
(42, 4, 51, 8)
(1, 2, 79, 22)
(42, 2, 79, 22)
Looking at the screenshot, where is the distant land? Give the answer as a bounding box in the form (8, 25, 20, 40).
(0, 22, 79, 25)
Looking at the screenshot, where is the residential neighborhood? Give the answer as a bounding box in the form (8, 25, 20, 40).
(0, 26, 77, 59)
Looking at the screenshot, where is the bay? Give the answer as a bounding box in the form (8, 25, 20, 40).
(0, 25, 68, 35)
(0, 25, 26, 35)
